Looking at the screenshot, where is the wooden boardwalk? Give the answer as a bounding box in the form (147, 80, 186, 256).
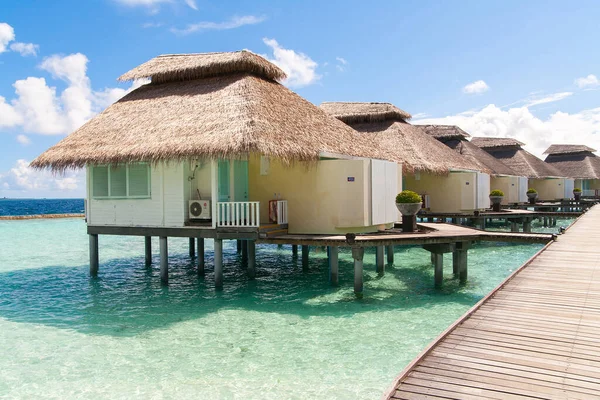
(384, 205, 600, 400)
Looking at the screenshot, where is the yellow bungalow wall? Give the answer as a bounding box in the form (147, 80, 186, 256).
(404, 171, 480, 213)
(491, 176, 520, 204)
(248, 155, 397, 234)
(528, 178, 564, 200)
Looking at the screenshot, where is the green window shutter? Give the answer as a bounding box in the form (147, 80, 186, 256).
(92, 166, 109, 197)
(128, 164, 150, 197)
(110, 166, 127, 197)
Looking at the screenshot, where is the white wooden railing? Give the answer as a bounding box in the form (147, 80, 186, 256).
(216, 201, 260, 227)
(276, 200, 288, 225)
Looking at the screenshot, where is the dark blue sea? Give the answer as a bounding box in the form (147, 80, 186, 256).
(0, 198, 84, 216)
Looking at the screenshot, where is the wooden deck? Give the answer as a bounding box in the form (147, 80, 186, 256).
(384, 205, 600, 399)
(259, 222, 553, 247)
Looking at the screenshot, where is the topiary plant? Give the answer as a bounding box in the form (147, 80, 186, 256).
(526, 188, 537, 194)
(396, 190, 422, 204)
(573, 188, 582, 193)
(490, 189, 504, 197)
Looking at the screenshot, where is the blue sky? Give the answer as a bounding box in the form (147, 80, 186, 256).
(1, 0, 599, 198)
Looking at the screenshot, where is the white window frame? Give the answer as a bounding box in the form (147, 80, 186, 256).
(91, 163, 152, 200)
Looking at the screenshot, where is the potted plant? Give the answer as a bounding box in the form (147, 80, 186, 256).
(489, 189, 504, 212)
(573, 187, 582, 201)
(396, 190, 422, 233)
(526, 188, 538, 204)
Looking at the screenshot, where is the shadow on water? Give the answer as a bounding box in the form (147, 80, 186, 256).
(0, 244, 510, 337)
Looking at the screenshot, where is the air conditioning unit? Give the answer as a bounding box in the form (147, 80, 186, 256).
(189, 200, 211, 220)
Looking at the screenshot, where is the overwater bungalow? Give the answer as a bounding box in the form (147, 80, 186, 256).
(544, 145, 600, 197)
(471, 137, 575, 201)
(419, 125, 528, 205)
(320, 102, 492, 213)
(31, 51, 401, 283)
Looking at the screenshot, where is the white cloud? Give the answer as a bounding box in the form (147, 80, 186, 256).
(0, 159, 83, 193)
(172, 15, 266, 35)
(523, 92, 573, 107)
(0, 53, 143, 136)
(16, 134, 31, 145)
(462, 80, 490, 94)
(9, 42, 39, 56)
(0, 22, 16, 53)
(336, 57, 347, 65)
(0, 22, 39, 57)
(142, 22, 164, 28)
(262, 38, 320, 88)
(415, 104, 600, 158)
(335, 56, 347, 72)
(575, 74, 599, 89)
(183, 0, 197, 10)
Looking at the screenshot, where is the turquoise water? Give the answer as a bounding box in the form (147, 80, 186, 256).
(0, 218, 551, 399)
(0, 198, 84, 216)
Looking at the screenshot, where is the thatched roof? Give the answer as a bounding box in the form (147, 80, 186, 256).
(32, 53, 392, 171)
(321, 103, 488, 175)
(419, 125, 517, 176)
(544, 147, 600, 179)
(320, 102, 412, 124)
(470, 137, 524, 149)
(418, 124, 470, 140)
(543, 144, 597, 155)
(118, 51, 287, 84)
(471, 137, 565, 179)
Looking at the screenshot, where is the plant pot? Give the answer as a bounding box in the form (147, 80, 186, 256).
(527, 193, 538, 204)
(573, 192, 581, 201)
(489, 196, 503, 212)
(396, 202, 422, 233)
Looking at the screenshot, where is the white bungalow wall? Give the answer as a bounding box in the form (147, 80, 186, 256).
(371, 159, 399, 226)
(518, 177, 529, 203)
(563, 178, 575, 199)
(87, 161, 190, 227)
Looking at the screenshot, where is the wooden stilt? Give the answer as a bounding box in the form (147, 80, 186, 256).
(214, 238, 223, 289)
(376, 246, 385, 274)
(328, 246, 339, 285)
(241, 240, 248, 264)
(247, 240, 256, 279)
(433, 253, 443, 288)
(543, 216, 548, 227)
(144, 236, 152, 266)
(159, 236, 168, 284)
(452, 251, 459, 276)
(430, 252, 435, 265)
(236, 239, 242, 253)
(89, 234, 99, 277)
(387, 245, 394, 265)
(523, 218, 532, 233)
(511, 221, 518, 232)
(197, 237, 205, 275)
(458, 247, 468, 284)
(352, 247, 364, 297)
(292, 244, 298, 256)
(189, 237, 195, 258)
(302, 245, 309, 271)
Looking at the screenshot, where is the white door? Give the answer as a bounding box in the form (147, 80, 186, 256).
(371, 160, 398, 225)
(518, 177, 528, 203)
(563, 178, 574, 199)
(476, 172, 490, 209)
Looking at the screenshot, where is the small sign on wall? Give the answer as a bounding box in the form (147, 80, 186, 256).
(347, 177, 355, 182)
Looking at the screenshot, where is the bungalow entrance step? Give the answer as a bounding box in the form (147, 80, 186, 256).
(258, 224, 289, 238)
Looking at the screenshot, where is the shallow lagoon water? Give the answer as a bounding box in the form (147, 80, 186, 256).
(0, 218, 565, 399)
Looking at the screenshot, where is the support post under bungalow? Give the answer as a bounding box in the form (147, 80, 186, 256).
(144, 236, 152, 267)
(458, 242, 469, 284)
(387, 245, 394, 265)
(247, 240, 256, 279)
(302, 245, 309, 271)
(89, 234, 99, 277)
(523, 218, 532, 233)
(159, 236, 168, 284)
(352, 247, 365, 297)
(236, 239, 242, 254)
(189, 237, 195, 258)
(214, 238, 223, 289)
(376, 246, 385, 274)
(292, 244, 298, 257)
(328, 246, 339, 286)
(197, 237, 205, 276)
(241, 240, 248, 264)
(433, 253, 443, 289)
(510, 221, 518, 232)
